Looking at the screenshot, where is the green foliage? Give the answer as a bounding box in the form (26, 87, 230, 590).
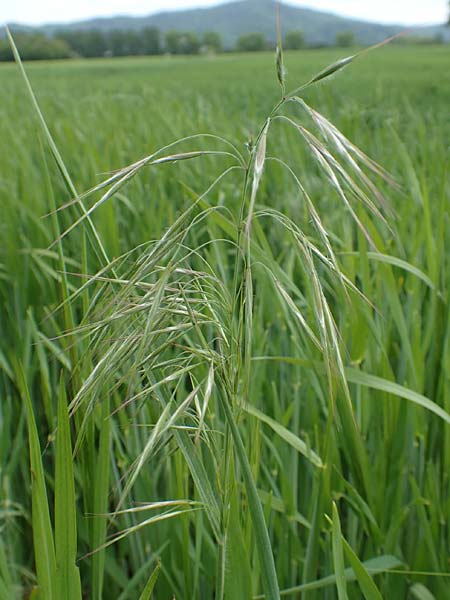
(54, 380, 82, 600)
(236, 32, 267, 52)
(202, 31, 222, 53)
(393, 34, 445, 45)
(107, 29, 133, 57)
(57, 27, 161, 58)
(141, 26, 162, 55)
(138, 561, 161, 600)
(0, 33, 71, 61)
(0, 27, 163, 61)
(335, 31, 356, 48)
(56, 29, 107, 58)
(165, 30, 201, 55)
(284, 29, 305, 50)
(331, 504, 348, 600)
(19, 367, 57, 599)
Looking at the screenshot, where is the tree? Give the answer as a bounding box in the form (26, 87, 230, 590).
(107, 30, 128, 56)
(57, 29, 107, 57)
(126, 30, 145, 55)
(165, 30, 180, 54)
(236, 32, 267, 52)
(88, 30, 108, 57)
(106, 29, 160, 57)
(179, 32, 200, 55)
(284, 30, 305, 50)
(165, 30, 200, 55)
(0, 33, 71, 61)
(202, 31, 222, 54)
(55, 30, 82, 55)
(141, 26, 161, 55)
(335, 31, 356, 48)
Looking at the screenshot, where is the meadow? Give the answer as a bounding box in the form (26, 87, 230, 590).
(0, 44, 449, 599)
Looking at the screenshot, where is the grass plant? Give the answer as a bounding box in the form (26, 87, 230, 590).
(0, 31, 448, 599)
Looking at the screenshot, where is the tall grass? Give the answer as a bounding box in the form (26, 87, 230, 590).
(0, 32, 449, 599)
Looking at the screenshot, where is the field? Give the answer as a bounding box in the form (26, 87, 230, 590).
(0, 45, 449, 599)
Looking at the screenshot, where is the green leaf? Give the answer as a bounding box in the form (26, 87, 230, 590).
(223, 469, 253, 600)
(342, 538, 383, 600)
(0, 540, 17, 600)
(244, 403, 323, 468)
(410, 583, 436, 600)
(138, 560, 161, 600)
(254, 555, 402, 598)
(174, 429, 222, 540)
(220, 395, 280, 600)
(332, 503, 349, 600)
(0, 349, 13, 380)
(253, 358, 450, 427)
(341, 252, 435, 290)
(55, 377, 82, 600)
(91, 397, 111, 600)
(5, 27, 110, 269)
(257, 489, 311, 529)
(18, 365, 57, 600)
(345, 368, 450, 425)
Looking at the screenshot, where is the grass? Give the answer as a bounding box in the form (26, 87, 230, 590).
(0, 43, 449, 599)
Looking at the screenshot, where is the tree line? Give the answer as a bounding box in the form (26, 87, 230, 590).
(0, 27, 444, 62)
(0, 28, 350, 61)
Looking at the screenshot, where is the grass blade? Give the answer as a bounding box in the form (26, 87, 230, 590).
(341, 538, 383, 600)
(91, 397, 111, 600)
(332, 503, 349, 600)
(254, 555, 402, 598)
(138, 560, 161, 600)
(345, 368, 450, 425)
(220, 394, 280, 600)
(17, 365, 56, 600)
(410, 583, 436, 600)
(5, 28, 111, 270)
(341, 252, 435, 290)
(55, 377, 82, 600)
(244, 403, 323, 468)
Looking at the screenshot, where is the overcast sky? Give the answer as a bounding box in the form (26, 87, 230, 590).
(2, 0, 447, 27)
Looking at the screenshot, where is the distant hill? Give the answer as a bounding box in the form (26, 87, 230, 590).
(7, 0, 449, 47)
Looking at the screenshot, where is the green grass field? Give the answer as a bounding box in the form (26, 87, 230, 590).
(0, 45, 449, 599)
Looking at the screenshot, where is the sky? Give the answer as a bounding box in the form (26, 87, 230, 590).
(1, 0, 447, 27)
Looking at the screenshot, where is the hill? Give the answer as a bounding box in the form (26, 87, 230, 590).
(7, 0, 449, 47)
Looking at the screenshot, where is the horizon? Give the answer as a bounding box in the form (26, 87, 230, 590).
(2, 0, 447, 28)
